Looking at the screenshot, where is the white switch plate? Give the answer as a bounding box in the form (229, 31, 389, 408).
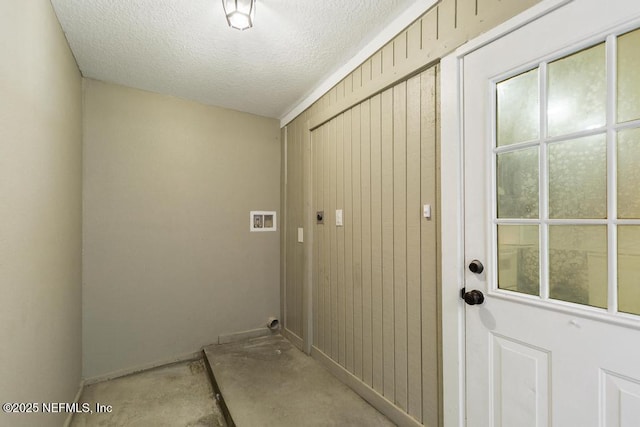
(336, 209, 343, 226)
(297, 227, 304, 243)
(423, 204, 431, 219)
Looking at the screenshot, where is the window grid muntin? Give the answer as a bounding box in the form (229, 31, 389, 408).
(491, 30, 640, 315)
(606, 34, 619, 313)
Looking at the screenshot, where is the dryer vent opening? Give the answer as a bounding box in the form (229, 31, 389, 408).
(267, 317, 280, 331)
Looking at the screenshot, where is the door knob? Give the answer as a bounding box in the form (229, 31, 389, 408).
(462, 289, 485, 305)
(468, 259, 484, 274)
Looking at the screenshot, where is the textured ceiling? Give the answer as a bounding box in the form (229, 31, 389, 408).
(51, 0, 418, 119)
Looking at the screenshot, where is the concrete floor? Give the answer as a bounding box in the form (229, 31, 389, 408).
(204, 334, 395, 427)
(71, 359, 226, 427)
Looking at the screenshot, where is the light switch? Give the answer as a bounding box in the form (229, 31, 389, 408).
(297, 227, 304, 243)
(336, 209, 343, 226)
(423, 204, 432, 219)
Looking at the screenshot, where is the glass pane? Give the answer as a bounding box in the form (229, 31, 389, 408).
(498, 225, 539, 296)
(548, 43, 606, 137)
(549, 225, 607, 308)
(549, 134, 607, 219)
(618, 226, 640, 316)
(497, 69, 539, 146)
(617, 127, 640, 218)
(618, 28, 640, 123)
(497, 148, 539, 218)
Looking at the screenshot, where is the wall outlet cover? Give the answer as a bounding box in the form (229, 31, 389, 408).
(250, 211, 277, 232)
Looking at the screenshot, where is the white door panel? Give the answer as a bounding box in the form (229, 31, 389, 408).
(463, 0, 640, 425)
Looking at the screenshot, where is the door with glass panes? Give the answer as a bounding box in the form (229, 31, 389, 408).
(462, 0, 640, 425)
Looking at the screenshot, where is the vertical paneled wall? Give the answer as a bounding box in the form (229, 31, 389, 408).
(312, 67, 439, 426)
(281, 0, 542, 424)
(303, 0, 540, 129)
(283, 111, 309, 345)
(281, 0, 540, 342)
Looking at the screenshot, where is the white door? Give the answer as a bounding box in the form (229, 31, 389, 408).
(463, 1, 640, 425)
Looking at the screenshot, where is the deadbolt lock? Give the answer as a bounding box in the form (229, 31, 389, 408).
(468, 260, 484, 274)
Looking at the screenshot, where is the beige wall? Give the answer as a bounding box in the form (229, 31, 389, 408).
(0, 1, 83, 426)
(82, 79, 281, 379)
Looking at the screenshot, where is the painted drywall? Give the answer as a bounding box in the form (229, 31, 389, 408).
(0, 1, 83, 426)
(82, 79, 281, 379)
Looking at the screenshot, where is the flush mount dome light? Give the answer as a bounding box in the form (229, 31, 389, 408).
(222, 0, 256, 30)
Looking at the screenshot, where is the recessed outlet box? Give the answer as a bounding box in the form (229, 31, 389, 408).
(250, 211, 277, 232)
(316, 211, 324, 224)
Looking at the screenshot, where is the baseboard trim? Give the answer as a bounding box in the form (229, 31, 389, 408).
(282, 328, 303, 351)
(84, 350, 202, 385)
(310, 347, 424, 427)
(218, 327, 274, 344)
(62, 380, 85, 427)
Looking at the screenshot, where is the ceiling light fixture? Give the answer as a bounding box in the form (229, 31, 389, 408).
(222, 0, 256, 31)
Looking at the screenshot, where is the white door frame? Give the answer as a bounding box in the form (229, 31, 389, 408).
(439, 1, 572, 425)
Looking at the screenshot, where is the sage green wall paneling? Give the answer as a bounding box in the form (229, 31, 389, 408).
(298, 115, 305, 337)
(421, 8, 438, 62)
(344, 108, 354, 372)
(361, 98, 373, 388)
(372, 50, 383, 82)
(395, 30, 409, 69)
(381, 87, 396, 401)
(295, 116, 302, 338)
(407, 19, 422, 60)
(324, 121, 332, 354)
(336, 80, 345, 105)
(362, 61, 372, 89)
(310, 68, 439, 424)
(285, 117, 297, 340)
(336, 113, 346, 367)
(300, 0, 541, 132)
(421, 67, 440, 427)
(330, 117, 338, 359)
(312, 126, 321, 347)
(406, 73, 423, 421)
(281, 126, 286, 332)
(382, 43, 395, 78)
(285, 119, 295, 338)
(393, 81, 409, 411)
(352, 103, 364, 379)
(370, 93, 385, 395)
(281, 0, 546, 423)
(284, 112, 306, 344)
